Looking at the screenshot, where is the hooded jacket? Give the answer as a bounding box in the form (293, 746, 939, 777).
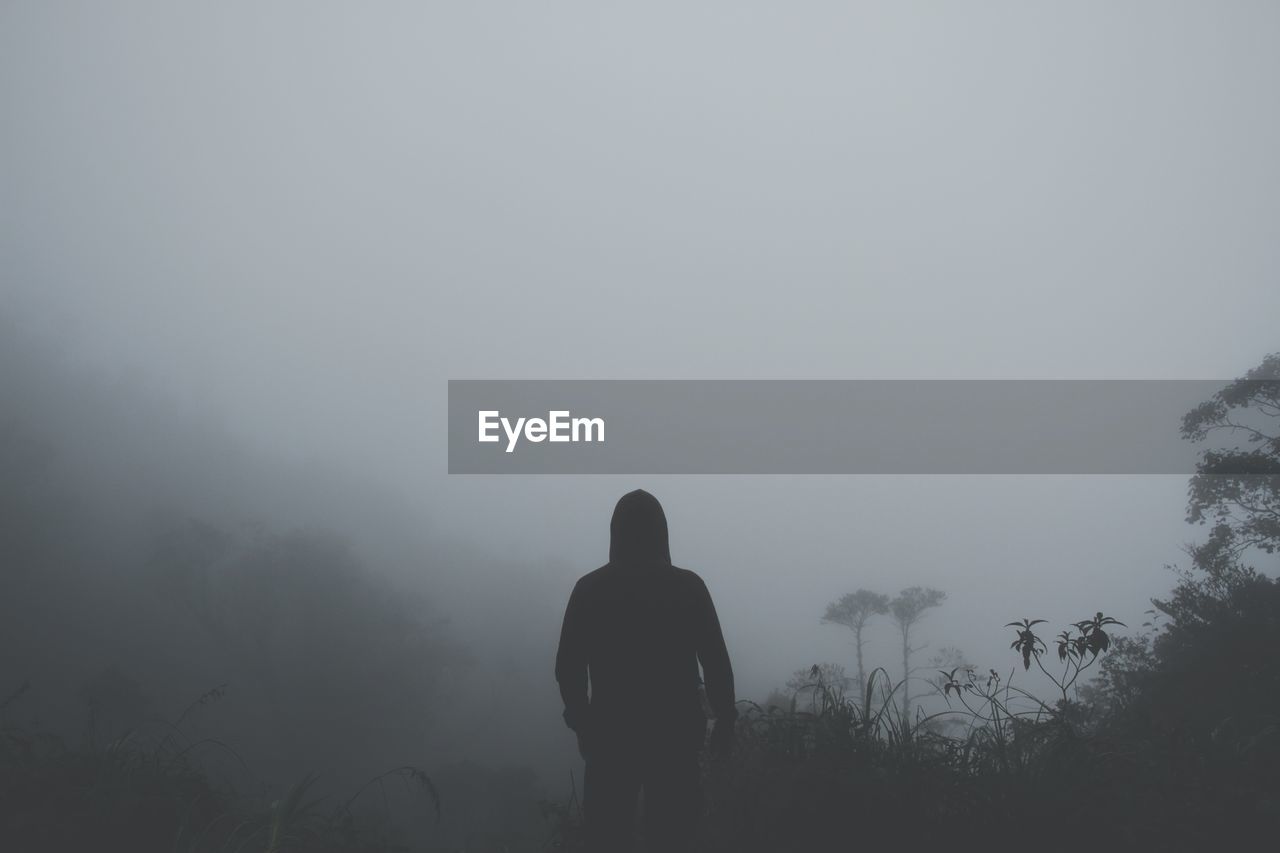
(554, 490, 737, 746)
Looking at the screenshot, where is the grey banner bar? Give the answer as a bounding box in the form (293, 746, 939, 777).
(447, 380, 1266, 474)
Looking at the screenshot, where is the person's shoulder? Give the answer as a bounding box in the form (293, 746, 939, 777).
(572, 564, 613, 592)
(670, 565, 710, 592)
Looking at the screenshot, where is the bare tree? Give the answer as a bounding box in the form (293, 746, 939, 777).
(822, 590, 889, 703)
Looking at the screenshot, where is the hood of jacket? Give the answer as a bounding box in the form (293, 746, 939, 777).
(609, 489, 671, 564)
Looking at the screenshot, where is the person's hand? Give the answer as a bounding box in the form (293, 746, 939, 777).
(708, 717, 735, 760)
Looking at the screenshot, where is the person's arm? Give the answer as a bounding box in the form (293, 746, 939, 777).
(554, 579, 590, 733)
(695, 576, 737, 723)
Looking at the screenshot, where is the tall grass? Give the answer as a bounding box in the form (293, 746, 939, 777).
(544, 613, 1275, 851)
(687, 614, 1271, 851)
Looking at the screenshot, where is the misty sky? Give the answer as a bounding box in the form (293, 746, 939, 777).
(3, 2, 1279, 703)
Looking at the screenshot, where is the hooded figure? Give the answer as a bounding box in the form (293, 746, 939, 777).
(555, 489, 737, 852)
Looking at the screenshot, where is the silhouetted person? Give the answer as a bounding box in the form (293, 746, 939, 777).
(555, 489, 737, 852)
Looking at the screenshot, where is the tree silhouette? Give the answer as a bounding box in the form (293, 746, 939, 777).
(1115, 353, 1280, 736)
(822, 590, 889, 703)
(888, 586, 946, 719)
(1181, 352, 1280, 573)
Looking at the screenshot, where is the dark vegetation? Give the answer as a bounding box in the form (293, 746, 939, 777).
(0, 327, 554, 851)
(3, 324, 1279, 851)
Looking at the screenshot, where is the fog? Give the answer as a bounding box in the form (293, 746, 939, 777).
(3, 2, 1279, 849)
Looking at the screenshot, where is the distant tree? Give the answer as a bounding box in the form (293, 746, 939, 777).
(821, 590, 889, 703)
(889, 587, 946, 719)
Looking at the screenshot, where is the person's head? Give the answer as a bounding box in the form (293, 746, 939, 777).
(609, 489, 671, 564)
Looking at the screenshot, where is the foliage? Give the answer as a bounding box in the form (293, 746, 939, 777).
(693, 612, 1235, 850)
(783, 664, 849, 713)
(1181, 352, 1280, 566)
(820, 590, 890, 631)
(1109, 353, 1280, 742)
(0, 684, 438, 853)
(888, 587, 946, 628)
(551, 607, 1277, 850)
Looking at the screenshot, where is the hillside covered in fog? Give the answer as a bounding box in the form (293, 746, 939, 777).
(0, 321, 579, 847)
(6, 320, 1280, 850)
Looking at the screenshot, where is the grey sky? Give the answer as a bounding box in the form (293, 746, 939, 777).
(3, 2, 1278, 708)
